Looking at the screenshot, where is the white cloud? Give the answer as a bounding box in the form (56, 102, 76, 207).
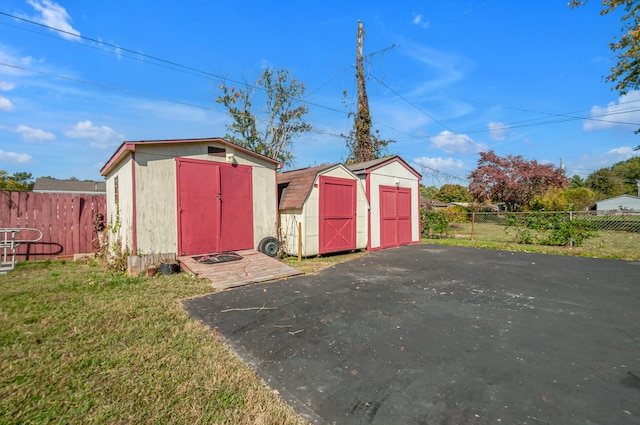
(0, 81, 15, 91)
(402, 43, 475, 96)
(0, 96, 14, 111)
(414, 156, 465, 171)
(583, 91, 640, 132)
(413, 156, 468, 183)
(16, 124, 56, 141)
(412, 13, 430, 29)
(488, 121, 508, 141)
(0, 149, 32, 163)
(568, 148, 639, 177)
(65, 120, 124, 149)
(607, 146, 637, 158)
(26, 0, 80, 40)
(428, 130, 487, 154)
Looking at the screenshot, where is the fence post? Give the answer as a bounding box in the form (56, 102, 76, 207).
(471, 212, 475, 241)
(569, 211, 574, 247)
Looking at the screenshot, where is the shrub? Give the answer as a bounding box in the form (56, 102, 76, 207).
(420, 209, 450, 238)
(504, 212, 597, 247)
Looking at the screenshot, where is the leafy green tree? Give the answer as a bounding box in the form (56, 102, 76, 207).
(530, 188, 570, 211)
(0, 170, 33, 191)
(586, 168, 626, 198)
(216, 67, 311, 166)
(531, 187, 597, 211)
(610, 156, 640, 194)
(564, 187, 598, 210)
(435, 184, 471, 203)
(569, 174, 586, 188)
(570, 0, 640, 138)
(420, 185, 438, 199)
(569, 1, 640, 95)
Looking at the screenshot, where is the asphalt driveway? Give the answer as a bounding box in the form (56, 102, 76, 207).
(183, 244, 640, 424)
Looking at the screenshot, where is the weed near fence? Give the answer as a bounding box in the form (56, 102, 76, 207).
(421, 210, 640, 261)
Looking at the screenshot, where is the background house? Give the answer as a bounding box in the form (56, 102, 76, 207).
(100, 137, 281, 256)
(347, 156, 421, 250)
(596, 194, 640, 214)
(33, 177, 106, 195)
(277, 163, 369, 257)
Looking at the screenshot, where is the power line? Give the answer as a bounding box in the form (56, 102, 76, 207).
(2, 8, 637, 182)
(0, 61, 220, 112)
(0, 10, 347, 116)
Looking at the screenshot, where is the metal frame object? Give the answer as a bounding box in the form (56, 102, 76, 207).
(0, 228, 43, 274)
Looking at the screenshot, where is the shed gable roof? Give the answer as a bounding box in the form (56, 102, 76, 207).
(277, 164, 340, 210)
(347, 155, 421, 179)
(100, 137, 282, 176)
(33, 177, 106, 194)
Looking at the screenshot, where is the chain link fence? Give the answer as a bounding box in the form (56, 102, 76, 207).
(421, 210, 640, 260)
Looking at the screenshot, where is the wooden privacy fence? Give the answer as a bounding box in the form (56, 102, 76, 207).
(0, 191, 106, 260)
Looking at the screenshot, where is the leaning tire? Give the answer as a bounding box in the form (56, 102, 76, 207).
(258, 237, 280, 257)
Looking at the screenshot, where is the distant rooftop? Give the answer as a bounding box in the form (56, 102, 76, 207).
(33, 178, 106, 194)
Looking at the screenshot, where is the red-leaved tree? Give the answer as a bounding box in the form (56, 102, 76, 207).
(468, 151, 569, 211)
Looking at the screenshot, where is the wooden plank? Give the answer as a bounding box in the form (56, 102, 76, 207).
(39, 193, 52, 258)
(0, 192, 8, 227)
(20, 192, 33, 259)
(178, 249, 301, 290)
(25, 192, 38, 257)
(72, 195, 81, 254)
(43, 192, 55, 256)
(62, 194, 73, 256)
(9, 192, 19, 227)
(0, 192, 102, 260)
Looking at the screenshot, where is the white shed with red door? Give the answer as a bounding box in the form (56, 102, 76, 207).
(277, 163, 369, 257)
(100, 138, 281, 257)
(347, 156, 421, 251)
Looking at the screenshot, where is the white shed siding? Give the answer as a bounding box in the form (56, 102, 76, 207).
(102, 139, 279, 255)
(252, 166, 278, 247)
(279, 184, 321, 257)
(279, 209, 304, 256)
(278, 164, 369, 257)
(105, 156, 134, 253)
(133, 146, 179, 253)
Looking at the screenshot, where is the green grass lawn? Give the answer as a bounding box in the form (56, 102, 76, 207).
(0, 260, 308, 425)
(3, 234, 634, 424)
(426, 222, 640, 261)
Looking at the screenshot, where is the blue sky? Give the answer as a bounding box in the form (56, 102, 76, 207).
(1, 1, 639, 185)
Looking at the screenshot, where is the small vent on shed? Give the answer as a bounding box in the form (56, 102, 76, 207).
(208, 146, 225, 157)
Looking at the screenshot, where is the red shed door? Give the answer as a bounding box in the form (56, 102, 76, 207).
(176, 159, 253, 256)
(379, 185, 412, 249)
(319, 176, 356, 254)
(218, 164, 253, 252)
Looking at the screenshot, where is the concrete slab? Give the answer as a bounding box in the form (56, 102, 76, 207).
(179, 249, 302, 290)
(183, 244, 640, 424)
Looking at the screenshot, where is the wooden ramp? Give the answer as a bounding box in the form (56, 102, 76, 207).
(178, 249, 302, 290)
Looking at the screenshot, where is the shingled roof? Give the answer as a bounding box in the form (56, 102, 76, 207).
(277, 164, 339, 210)
(33, 177, 106, 194)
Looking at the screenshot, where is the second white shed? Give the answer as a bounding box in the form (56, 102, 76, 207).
(277, 164, 369, 257)
(347, 155, 422, 251)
